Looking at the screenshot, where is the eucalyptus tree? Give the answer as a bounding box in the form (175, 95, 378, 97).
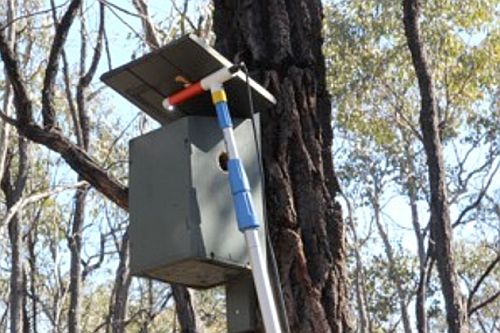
(324, 0, 498, 331)
(0, 0, 200, 331)
(211, 1, 355, 331)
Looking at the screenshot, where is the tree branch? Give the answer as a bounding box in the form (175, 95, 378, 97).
(0, 181, 87, 231)
(76, 2, 105, 150)
(0, 29, 33, 123)
(15, 123, 128, 210)
(0, 2, 69, 32)
(132, 0, 160, 49)
(468, 291, 500, 317)
(453, 161, 500, 228)
(42, 0, 82, 128)
(467, 254, 500, 312)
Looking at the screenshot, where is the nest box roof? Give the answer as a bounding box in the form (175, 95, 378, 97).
(101, 34, 276, 124)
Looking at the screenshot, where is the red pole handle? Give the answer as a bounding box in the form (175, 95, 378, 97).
(163, 82, 204, 109)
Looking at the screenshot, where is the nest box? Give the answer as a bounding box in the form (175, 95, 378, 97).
(101, 35, 275, 288)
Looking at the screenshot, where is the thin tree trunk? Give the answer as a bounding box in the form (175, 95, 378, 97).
(401, 140, 427, 333)
(22, 268, 30, 333)
(352, 243, 370, 333)
(213, 1, 352, 332)
(108, 229, 131, 333)
(171, 286, 199, 333)
(403, 1, 468, 332)
(27, 226, 38, 333)
(343, 193, 371, 333)
(0, 0, 15, 186)
(67, 185, 88, 333)
(2, 138, 29, 333)
(8, 213, 23, 333)
(0, 17, 17, 333)
(371, 192, 412, 333)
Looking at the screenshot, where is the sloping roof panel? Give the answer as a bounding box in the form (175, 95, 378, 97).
(101, 35, 276, 124)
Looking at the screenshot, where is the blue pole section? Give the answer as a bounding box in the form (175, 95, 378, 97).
(214, 101, 260, 231)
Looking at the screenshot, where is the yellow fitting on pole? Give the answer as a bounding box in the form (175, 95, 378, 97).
(211, 90, 227, 104)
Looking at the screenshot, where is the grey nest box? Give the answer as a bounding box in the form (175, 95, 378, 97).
(101, 35, 276, 288)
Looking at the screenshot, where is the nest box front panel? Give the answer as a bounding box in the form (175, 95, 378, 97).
(128, 116, 264, 288)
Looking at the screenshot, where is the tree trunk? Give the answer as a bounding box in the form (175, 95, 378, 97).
(348, 217, 371, 333)
(171, 285, 200, 333)
(2, 139, 29, 333)
(22, 268, 30, 333)
(401, 138, 427, 333)
(0, 0, 15, 188)
(343, 193, 371, 333)
(370, 190, 411, 333)
(213, 1, 352, 332)
(108, 229, 131, 333)
(403, 1, 468, 332)
(67, 185, 88, 333)
(8, 213, 23, 333)
(27, 226, 38, 333)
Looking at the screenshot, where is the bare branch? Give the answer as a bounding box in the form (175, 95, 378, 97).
(76, 2, 105, 150)
(170, 0, 198, 34)
(468, 291, 500, 317)
(14, 122, 128, 210)
(0, 1, 69, 32)
(467, 254, 500, 311)
(132, 0, 160, 49)
(41, 0, 82, 128)
(0, 181, 87, 231)
(103, 2, 147, 46)
(81, 232, 107, 281)
(0, 29, 33, 123)
(79, 3, 105, 87)
(453, 161, 500, 228)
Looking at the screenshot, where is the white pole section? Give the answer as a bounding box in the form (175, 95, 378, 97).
(245, 229, 283, 333)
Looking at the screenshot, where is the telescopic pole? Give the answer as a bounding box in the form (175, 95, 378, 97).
(210, 85, 282, 333)
(162, 68, 283, 333)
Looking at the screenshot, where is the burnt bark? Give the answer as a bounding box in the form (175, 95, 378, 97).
(213, 1, 352, 332)
(403, 0, 468, 332)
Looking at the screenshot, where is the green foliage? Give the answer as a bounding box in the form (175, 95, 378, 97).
(325, 0, 499, 331)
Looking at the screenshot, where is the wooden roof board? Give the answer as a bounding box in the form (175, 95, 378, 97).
(101, 35, 276, 124)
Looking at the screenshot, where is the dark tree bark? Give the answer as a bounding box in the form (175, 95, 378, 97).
(403, 1, 468, 332)
(213, 1, 352, 332)
(171, 285, 199, 333)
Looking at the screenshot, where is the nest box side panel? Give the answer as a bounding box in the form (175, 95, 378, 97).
(129, 119, 192, 276)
